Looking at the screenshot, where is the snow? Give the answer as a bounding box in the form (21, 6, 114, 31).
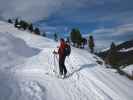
(123, 65, 133, 76)
(0, 21, 133, 100)
(119, 47, 133, 52)
(101, 47, 110, 52)
(0, 32, 40, 69)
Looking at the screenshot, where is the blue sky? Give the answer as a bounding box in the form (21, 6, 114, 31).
(0, 0, 133, 48)
(34, 0, 133, 48)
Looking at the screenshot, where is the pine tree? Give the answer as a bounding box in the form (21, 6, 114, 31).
(42, 32, 46, 37)
(34, 28, 40, 35)
(8, 19, 13, 24)
(76, 29, 82, 47)
(70, 28, 82, 47)
(105, 42, 119, 68)
(19, 20, 29, 30)
(28, 23, 33, 32)
(14, 18, 19, 28)
(70, 28, 76, 46)
(66, 37, 70, 43)
(88, 35, 95, 53)
(110, 42, 116, 50)
(54, 33, 58, 41)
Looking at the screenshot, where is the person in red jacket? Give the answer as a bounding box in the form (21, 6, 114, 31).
(53, 38, 67, 77)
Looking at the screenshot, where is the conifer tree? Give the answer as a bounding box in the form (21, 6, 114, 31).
(70, 28, 82, 47)
(8, 19, 13, 24)
(14, 18, 19, 28)
(19, 20, 29, 30)
(34, 28, 40, 35)
(105, 42, 119, 68)
(28, 23, 33, 32)
(54, 33, 58, 41)
(42, 32, 46, 37)
(88, 35, 95, 53)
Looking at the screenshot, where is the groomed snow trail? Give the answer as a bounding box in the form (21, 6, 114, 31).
(0, 21, 133, 100)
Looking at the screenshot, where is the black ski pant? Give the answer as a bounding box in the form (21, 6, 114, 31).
(59, 56, 67, 75)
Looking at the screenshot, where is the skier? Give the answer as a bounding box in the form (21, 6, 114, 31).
(53, 38, 70, 78)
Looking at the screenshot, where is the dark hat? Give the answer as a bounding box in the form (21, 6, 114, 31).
(60, 38, 65, 42)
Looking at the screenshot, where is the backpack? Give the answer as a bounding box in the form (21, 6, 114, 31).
(64, 44, 71, 56)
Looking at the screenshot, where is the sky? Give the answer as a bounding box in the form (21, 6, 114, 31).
(0, 0, 133, 48)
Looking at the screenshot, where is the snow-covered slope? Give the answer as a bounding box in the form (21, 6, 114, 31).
(0, 21, 133, 100)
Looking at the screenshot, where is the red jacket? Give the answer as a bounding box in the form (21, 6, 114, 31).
(58, 41, 67, 58)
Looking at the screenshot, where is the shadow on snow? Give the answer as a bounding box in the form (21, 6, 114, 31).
(66, 63, 97, 79)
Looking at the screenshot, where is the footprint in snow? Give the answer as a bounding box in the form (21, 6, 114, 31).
(19, 80, 46, 100)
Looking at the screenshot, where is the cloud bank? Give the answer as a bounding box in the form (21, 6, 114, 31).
(0, 0, 64, 22)
(0, 0, 100, 21)
(1, 0, 130, 22)
(90, 23, 133, 48)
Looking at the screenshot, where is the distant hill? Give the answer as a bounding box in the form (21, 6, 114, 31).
(117, 40, 133, 50)
(97, 40, 133, 66)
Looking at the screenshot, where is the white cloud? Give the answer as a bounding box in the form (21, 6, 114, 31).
(92, 23, 133, 37)
(0, 0, 64, 22)
(0, 0, 121, 22)
(87, 23, 133, 49)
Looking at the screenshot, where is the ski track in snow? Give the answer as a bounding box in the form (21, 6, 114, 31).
(0, 21, 133, 100)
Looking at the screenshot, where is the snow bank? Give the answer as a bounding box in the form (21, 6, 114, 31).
(0, 70, 20, 100)
(119, 47, 133, 52)
(0, 69, 46, 100)
(0, 32, 40, 69)
(123, 65, 133, 76)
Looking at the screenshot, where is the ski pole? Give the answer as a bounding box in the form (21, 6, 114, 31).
(55, 54, 59, 74)
(53, 54, 56, 73)
(48, 52, 54, 74)
(55, 54, 59, 62)
(53, 53, 59, 74)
